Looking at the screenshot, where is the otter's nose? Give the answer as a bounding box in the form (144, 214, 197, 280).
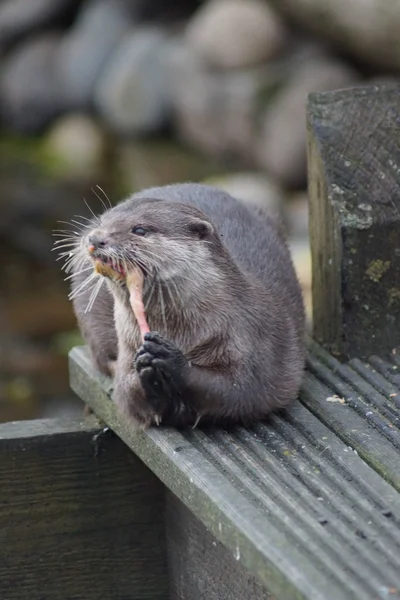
(88, 230, 108, 253)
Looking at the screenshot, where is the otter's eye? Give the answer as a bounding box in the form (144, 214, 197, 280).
(131, 226, 147, 236)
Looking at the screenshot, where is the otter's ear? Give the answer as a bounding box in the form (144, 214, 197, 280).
(188, 218, 213, 239)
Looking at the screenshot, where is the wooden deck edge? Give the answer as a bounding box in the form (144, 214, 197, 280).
(0, 415, 100, 441)
(69, 345, 400, 600)
(69, 346, 308, 600)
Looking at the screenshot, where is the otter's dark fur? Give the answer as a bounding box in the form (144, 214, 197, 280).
(69, 183, 305, 428)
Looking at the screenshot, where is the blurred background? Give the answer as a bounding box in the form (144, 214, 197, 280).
(0, 0, 398, 423)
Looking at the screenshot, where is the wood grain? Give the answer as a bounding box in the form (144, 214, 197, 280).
(0, 417, 168, 600)
(307, 84, 400, 360)
(70, 346, 400, 600)
(165, 491, 272, 600)
(303, 336, 400, 491)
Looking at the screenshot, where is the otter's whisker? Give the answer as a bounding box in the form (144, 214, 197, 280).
(55, 227, 81, 237)
(58, 257, 77, 269)
(122, 257, 129, 277)
(69, 272, 98, 299)
(128, 252, 158, 275)
(53, 235, 79, 246)
(165, 278, 180, 311)
(92, 188, 109, 214)
(74, 214, 95, 225)
(71, 218, 91, 229)
(127, 255, 149, 275)
(84, 197, 101, 225)
(57, 219, 84, 228)
(61, 250, 86, 270)
(54, 251, 77, 262)
(171, 268, 198, 284)
(52, 237, 78, 245)
(158, 280, 167, 333)
(56, 252, 77, 264)
(85, 277, 104, 313)
(132, 244, 160, 258)
(114, 249, 139, 276)
(51, 242, 78, 251)
(68, 279, 98, 300)
(52, 230, 80, 237)
(69, 276, 96, 300)
(144, 276, 158, 311)
(57, 220, 86, 234)
(137, 247, 163, 263)
(56, 249, 78, 263)
(64, 266, 92, 282)
(63, 255, 85, 273)
(96, 185, 113, 208)
(104, 248, 122, 272)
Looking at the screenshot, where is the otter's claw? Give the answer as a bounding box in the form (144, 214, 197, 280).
(135, 332, 189, 419)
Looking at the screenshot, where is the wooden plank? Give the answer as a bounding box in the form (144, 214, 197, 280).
(69, 345, 400, 600)
(307, 84, 400, 360)
(302, 337, 400, 491)
(0, 416, 168, 600)
(165, 491, 272, 600)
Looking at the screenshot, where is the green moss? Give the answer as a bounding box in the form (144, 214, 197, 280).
(0, 134, 73, 180)
(388, 288, 400, 307)
(365, 259, 391, 283)
(4, 377, 34, 406)
(52, 330, 84, 356)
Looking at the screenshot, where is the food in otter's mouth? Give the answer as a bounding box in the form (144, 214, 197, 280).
(94, 258, 125, 278)
(93, 260, 149, 340)
(126, 268, 150, 341)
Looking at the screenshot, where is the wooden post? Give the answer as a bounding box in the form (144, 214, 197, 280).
(307, 84, 400, 360)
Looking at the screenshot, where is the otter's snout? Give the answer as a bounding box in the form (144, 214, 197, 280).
(88, 230, 108, 253)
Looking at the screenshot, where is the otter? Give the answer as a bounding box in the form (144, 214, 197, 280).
(63, 183, 305, 428)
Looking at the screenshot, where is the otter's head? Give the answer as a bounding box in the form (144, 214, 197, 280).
(63, 197, 221, 310)
(88, 197, 216, 277)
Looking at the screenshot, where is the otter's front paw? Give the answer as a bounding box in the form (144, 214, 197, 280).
(135, 332, 189, 417)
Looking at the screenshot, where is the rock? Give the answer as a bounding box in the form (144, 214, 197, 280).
(268, 0, 400, 70)
(94, 28, 177, 135)
(203, 172, 285, 217)
(44, 114, 107, 179)
(0, 0, 80, 51)
(0, 33, 65, 134)
(55, 0, 134, 110)
(123, 0, 201, 22)
(170, 39, 341, 167)
(257, 56, 358, 189)
(185, 0, 287, 69)
(170, 44, 275, 164)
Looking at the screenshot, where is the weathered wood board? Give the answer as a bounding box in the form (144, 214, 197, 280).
(70, 345, 400, 600)
(307, 84, 400, 361)
(302, 336, 400, 491)
(165, 491, 272, 600)
(0, 417, 168, 600)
